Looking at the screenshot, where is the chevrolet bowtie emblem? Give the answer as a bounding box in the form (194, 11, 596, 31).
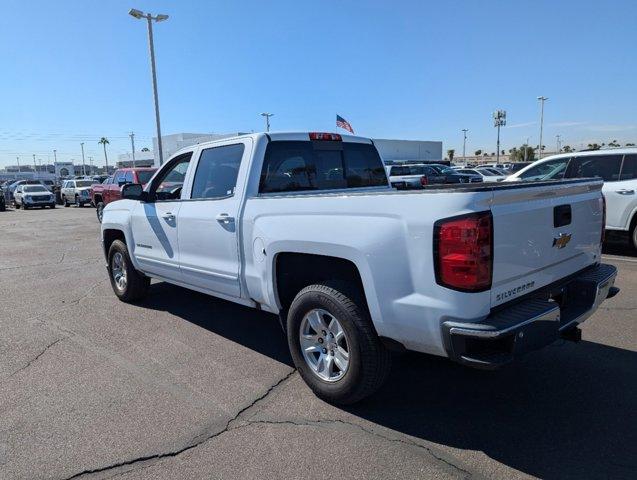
(553, 233, 572, 249)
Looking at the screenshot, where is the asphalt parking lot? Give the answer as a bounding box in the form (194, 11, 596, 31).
(1, 206, 635, 480)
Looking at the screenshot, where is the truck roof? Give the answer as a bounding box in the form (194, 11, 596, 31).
(168, 132, 374, 159)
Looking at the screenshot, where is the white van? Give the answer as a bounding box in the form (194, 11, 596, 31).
(507, 148, 637, 248)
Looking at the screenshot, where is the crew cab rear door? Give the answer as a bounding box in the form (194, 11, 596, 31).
(176, 139, 251, 298)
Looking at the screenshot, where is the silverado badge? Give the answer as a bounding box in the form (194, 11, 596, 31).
(553, 232, 572, 249)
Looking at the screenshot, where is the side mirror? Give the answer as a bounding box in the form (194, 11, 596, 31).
(121, 183, 147, 201)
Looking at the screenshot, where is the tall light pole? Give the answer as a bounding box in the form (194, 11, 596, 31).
(33, 154, 37, 173)
(129, 8, 169, 165)
(16, 156, 20, 172)
(461, 129, 468, 165)
(261, 112, 274, 132)
(556, 134, 562, 154)
(493, 110, 506, 165)
(129, 131, 136, 168)
(80, 142, 86, 176)
(537, 96, 548, 159)
(53, 149, 57, 165)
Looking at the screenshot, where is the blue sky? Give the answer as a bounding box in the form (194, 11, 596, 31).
(1, 0, 636, 166)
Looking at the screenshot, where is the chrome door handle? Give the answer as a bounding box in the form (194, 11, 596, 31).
(216, 213, 234, 224)
(616, 189, 635, 195)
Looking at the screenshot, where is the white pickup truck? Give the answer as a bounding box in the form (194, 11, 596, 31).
(101, 132, 619, 404)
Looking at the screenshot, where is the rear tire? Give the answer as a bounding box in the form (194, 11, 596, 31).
(287, 281, 391, 405)
(107, 239, 149, 303)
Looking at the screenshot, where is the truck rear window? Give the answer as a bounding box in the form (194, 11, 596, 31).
(260, 141, 388, 193)
(136, 170, 156, 184)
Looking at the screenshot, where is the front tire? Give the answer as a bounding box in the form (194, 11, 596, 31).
(287, 282, 391, 405)
(107, 240, 149, 302)
(630, 222, 637, 250)
(63, 195, 69, 207)
(96, 202, 105, 223)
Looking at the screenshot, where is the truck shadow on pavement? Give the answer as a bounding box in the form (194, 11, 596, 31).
(143, 282, 636, 480)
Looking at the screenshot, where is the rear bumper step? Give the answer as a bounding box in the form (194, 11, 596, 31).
(442, 263, 618, 369)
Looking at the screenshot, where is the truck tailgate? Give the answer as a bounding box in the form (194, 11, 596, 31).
(490, 179, 604, 307)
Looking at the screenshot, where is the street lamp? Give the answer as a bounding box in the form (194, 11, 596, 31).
(461, 129, 468, 165)
(129, 8, 169, 165)
(80, 142, 86, 176)
(261, 112, 274, 132)
(493, 110, 506, 165)
(537, 96, 548, 159)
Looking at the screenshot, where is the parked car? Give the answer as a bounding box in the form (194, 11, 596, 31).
(60, 179, 98, 207)
(456, 168, 506, 181)
(386, 164, 445, 188)
(13, 184, 56, 209)
(428, 164, 483, 183)
(506, 148, 637, 248)
(6, 180, 44, 202)
(92, 167, 157, 222)
(100, 132, 617, 405)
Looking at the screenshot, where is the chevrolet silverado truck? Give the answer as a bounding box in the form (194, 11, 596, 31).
(101, 132, 619, 404)
(92, 167, 157, 222)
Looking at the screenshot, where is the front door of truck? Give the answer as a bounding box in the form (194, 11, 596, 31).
(177, 140, 250, 298)
(129, 153, 192, 280)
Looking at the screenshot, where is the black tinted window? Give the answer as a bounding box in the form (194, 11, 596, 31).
(569, 155, 622, 182)
(136, 170, 155, 184)
(620, 154, 637, 180)
(260, 141, 387, 193)
(124, 171, 134, 183)
(191, 144, 244, 199)
(390, 166, 409, 176)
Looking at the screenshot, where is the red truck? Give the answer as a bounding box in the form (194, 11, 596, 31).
(92, 167, 157, 222)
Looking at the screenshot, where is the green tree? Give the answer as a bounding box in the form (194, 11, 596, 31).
(587, 143, 601, 150)
(509, 144, 536, 162)
(98, 137, 110, 170)
(446, 149, 455, 162)
(626, 143, 635, 147)
(608, 139, 620, 147)
(141, 147, 150, 152)
(563, 145, 573, 153)
(474, 149, 482, 156)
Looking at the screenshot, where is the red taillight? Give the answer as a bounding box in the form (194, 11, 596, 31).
(420, 175, 429, 186)
(434, 212, 493, 291)
(601, 194, 606, 244)
(309, 132, 342, 141)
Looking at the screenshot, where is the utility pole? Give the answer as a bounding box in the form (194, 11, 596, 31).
(556, 134, 562, 154)
(493, 110, 506, 165)
(462, 129, 468, 165)
(53, 149, 57, 164)
(16, 156, 20, 172)
(33, 154, 37, 173)
(261, 112, 274, 132)
(80, 142, 86, 176)
(129, 9, 169, 165)
(130, 132, 136, 168)
(537, 96, 548, 159)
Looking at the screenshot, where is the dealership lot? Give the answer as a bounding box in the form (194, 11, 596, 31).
(1, 207, 635, 480)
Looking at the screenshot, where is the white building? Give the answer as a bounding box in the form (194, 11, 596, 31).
(372, 139, 443, 164)
(117, 150, 155, 168)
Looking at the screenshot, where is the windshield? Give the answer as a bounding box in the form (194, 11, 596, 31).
(24, 186, 48, 192)
(76, 180, 95, 187)
(136, 170, 156, 184)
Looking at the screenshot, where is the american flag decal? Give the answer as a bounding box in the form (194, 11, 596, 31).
(336, 114, 354, 134)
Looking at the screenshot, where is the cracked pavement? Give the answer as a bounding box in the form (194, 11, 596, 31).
(1, 207, 636, 480)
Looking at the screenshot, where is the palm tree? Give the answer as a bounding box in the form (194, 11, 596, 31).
(446, 149, 455, 162)
(99, 137, 110, 172)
